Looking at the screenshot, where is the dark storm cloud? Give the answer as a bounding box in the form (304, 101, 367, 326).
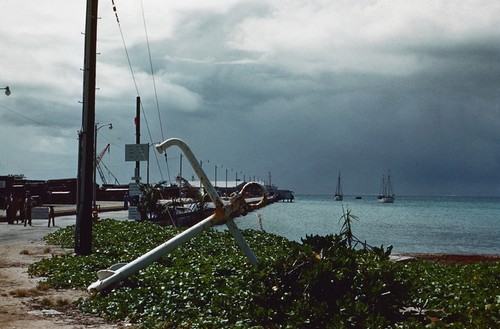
(2, 1, 500, 196)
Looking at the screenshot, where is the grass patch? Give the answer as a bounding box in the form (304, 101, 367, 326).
(10, 289, 31, 298)
(39, 297, 55, 307)
(36, 282, 52, 291)
(10, 288, 44, 298)
(38, 296, 71, 308)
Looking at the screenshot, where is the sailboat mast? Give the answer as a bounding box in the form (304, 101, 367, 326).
(336, 172, 342, 194)
(380, 175, 385, 195)
(333, 171, 343, 201)
(387, 172, 393, 196)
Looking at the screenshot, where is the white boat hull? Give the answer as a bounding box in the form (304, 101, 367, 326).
(378, 196, 395, 203)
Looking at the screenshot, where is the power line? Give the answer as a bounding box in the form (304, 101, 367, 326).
(140, 0, 165, 141)
(0, 103, 74, 131)
(109, 0, 167, 182)
(140, 0, 171, 184)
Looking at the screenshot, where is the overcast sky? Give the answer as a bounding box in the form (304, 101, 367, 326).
(1, 0, 500, 196)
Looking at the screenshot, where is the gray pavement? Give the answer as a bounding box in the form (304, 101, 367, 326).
(0, 198, 269, 247)
(0, 209, 130, 246)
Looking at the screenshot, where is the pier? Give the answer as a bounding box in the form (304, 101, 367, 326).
(0, 201, 126, 223)
(0, 174, 293, 225)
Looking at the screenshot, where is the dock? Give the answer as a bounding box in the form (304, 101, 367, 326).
(0, 201, 126, 223)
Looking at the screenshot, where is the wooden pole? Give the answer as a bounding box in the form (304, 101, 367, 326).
(75, 0, 99, 255)
(135, 96, 140, 184)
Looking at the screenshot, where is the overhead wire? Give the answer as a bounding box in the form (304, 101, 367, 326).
(0, 103, 53, 127)
(139, 0, 172, 184)
(140, 0, 165, 140)
(110, 0, 167, 182)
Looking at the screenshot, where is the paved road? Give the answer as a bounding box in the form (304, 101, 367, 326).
(0, 209, 129, 246)
(0, 197, 270, 247)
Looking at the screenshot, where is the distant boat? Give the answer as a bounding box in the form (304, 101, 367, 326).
(378, 171, 395, 203)
(355, 196, 362, 200)
(333, 172, 343, 201)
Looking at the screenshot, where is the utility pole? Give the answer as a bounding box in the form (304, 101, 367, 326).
(179, 154, 183, 178)
(75, 0, 99, 255)
(135, 96, 141, 184)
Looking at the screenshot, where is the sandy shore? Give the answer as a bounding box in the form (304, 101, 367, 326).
(0, 240, 124, 329)
(0, 207, 130, 328)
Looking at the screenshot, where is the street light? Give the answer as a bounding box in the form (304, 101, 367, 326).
(93, 122, 112, 210)
(146, 142, 161, 185)
(214, 164, 223, 187)
(199, 159, 209, 187)
(235, 171, 242, 187)
(1, 86, 11, 96)
(199, 159, 209, 169)
(225, 168, 233, 188)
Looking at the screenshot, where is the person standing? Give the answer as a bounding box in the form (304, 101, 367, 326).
(123, 193, 129, 210)
(48, 206, 55, 227)
(5, 193, 13, 224)
(24, 192, 33, 227)
(19, 197, 25, 225)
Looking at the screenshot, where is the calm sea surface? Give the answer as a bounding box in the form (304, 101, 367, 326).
(232, 194, 500, 255)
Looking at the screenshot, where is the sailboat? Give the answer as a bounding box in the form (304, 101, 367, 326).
(378, 171, 395, 203)
(333, 172, 343, 201)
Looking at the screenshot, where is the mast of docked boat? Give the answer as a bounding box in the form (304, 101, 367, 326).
(386, 170, 393, 197)
(378, 174, 385, 198)
(336, 171, 342, 195)
(333, 171, 343, 201)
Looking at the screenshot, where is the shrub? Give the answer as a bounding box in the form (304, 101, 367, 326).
(28, 219, 499, 328)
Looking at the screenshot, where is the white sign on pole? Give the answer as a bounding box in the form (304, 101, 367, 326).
(128, 183, 142, 220)
(129, 183, 140, 195)
(128, 206, 141, 220)
(125, 144, 149, 162)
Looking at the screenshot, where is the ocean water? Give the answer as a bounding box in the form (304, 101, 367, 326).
(232, 194, 500, 255)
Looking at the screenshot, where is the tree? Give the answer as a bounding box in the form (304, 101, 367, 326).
(136, 181, 168, 222)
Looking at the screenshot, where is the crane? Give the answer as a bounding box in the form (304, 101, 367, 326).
(96, 144, 120, 185)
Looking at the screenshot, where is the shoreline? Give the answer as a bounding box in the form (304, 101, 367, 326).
(1, 204, 499, 259)
(396, 253, 500, 264)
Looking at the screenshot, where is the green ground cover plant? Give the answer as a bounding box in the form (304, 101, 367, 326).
(29, 218, 499, 328)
